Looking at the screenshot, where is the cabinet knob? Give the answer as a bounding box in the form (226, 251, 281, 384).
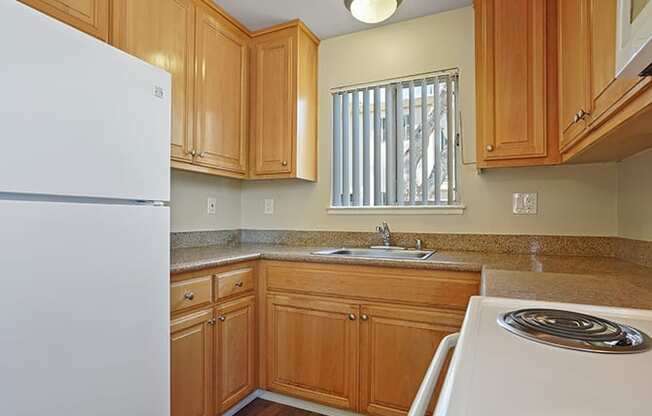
(348, 313, 357, 321)
(361, 314, 369, 321)
(281, 160, 288, 166)
(234, 281, 244, 288)
(207, 319, 216, 326)
(218, 316, 226, 322)
(183, 291, 195, 301)
(188, 149, 197, 157)
(485, 144, 494, 152)
(198, 151, 207, 158)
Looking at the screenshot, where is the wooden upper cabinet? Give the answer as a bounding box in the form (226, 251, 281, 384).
(475, 0, 550, 166)
(586, 0, 647, 132)
(558, 0, 652, 162)
(252, 33, 293, 175)
(111, 0, 196, 163)
(360, 305, 464, 416)
(171, 309, 214, 416)
(266, 294, 358, 410)
(250, 22, 319, 181)
(194, 4, 249, 176)
(557, 0, 592, 150)
(214, 296, 256, 413)
(20, 0, 109, 41)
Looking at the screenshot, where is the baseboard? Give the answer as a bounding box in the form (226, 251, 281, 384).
(258, 390, 363, 416)
(222, 390, 261, 416)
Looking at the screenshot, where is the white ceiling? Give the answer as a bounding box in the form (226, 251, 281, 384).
(212, 0, 472, 39)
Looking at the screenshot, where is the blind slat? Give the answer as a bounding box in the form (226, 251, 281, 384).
(342, 92, 350, 206)
(373, 87, 382, 205)
(446, 76, 454, 204)
(433, 78, 442, 204)
(386, 85, 396, 205)
(332, 94, 342, 206)
(396, 85, 405, 206)
(421, 80, 429, 204)
(362, 90, 371, 206)
(408, 81, 417, 205)
(352, 90, 361, 206)
(453, 75, 461, 203)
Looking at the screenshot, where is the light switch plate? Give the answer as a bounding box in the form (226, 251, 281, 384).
(207, 198, 216, 215)
(513, 192, 538, 215)
(264, 199, 274, 215)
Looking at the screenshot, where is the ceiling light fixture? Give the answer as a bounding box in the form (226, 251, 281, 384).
(344, 0, 404, 24)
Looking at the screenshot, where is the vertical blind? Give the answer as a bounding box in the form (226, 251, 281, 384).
(331, 70, 461, 207)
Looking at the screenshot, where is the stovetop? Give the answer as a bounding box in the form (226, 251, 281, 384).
(498, 308, 652, 353)
(434, 297, 652, 416)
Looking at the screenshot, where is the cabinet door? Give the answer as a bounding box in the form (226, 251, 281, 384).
(171, 309, 214, 416)
(252, 34, 295, 175)
(20, 0, 109, 41)
(588, 0, 644, 124)
(476, 0, 547, 161)
(266, 294, 358, 410)
(112, 0, 195, 163)
(360, 305, 463, 416)
(558, 0, 592, 149)
(194, 5, 248, 175)
(215, 296, 256, 413)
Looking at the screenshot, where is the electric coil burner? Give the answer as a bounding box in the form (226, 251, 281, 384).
(498, 308, 652, 354)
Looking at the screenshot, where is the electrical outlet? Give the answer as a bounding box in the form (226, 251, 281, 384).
(513, 193, 538, 215)
(207, 198, 216, 215)
(264, 198, 274, 215)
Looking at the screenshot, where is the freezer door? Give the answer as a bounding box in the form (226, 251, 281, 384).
(0, 1, 170, 202)
(0, 200, 170, 416)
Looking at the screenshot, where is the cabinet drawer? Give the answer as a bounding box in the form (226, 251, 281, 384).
(170, 276, 212, 313)
(215, 267, 254, 300)
(264, 262, 480, 310)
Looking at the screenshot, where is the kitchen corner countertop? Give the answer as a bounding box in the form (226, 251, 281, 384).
(170, 244, 652, 309)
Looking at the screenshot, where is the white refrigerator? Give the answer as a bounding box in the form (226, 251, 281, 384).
(0, 2, 171, 415)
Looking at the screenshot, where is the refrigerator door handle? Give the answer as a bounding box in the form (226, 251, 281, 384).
(408, 332, 459, 416)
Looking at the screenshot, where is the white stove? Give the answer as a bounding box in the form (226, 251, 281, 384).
(409, 296, 652, 416)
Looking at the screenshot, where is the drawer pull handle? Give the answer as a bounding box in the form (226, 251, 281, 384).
(183, 291, 195, 301)
(361, 314, 369, 321)
(348, 313, 357, 321)
(218, 316, 226, 322)
(235, 281, 244, 288)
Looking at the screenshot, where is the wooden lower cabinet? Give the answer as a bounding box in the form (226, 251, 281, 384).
(214, 296, 256, 413)
(266, 294, 359, 410)
(359, 305, 464, 416)
(171, 308, 214, 416)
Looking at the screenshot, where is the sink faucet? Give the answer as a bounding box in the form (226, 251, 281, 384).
(376, 222, 392, 247)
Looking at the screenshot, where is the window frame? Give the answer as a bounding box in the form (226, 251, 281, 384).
(328, 68, 464, 214)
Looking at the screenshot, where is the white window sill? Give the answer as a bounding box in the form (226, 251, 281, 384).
(326, 205, 466, 215)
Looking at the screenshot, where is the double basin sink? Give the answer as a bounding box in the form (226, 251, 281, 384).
(312, 247, 435, 261)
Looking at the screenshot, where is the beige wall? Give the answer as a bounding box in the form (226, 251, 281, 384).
(618, 149, 652, 241)
(239, 7, 620, 236)
(170, 170, 241, 232)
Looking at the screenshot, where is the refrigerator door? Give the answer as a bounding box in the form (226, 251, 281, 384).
(0, 1, 170, 202)
(0, 200, 170, 416)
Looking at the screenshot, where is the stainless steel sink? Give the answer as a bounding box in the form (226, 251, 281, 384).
(312, 247, 435, 261)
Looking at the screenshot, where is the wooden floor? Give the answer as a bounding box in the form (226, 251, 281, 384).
(235, 399, 325, 416)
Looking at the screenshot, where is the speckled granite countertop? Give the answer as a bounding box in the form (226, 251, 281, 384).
(170, 244, 652, 309)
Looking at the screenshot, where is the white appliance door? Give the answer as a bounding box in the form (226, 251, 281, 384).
(0, 199, 170, 416)
(0, 1, 170, 202)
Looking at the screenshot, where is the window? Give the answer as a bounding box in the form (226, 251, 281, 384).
(330, 70, 461, 209)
